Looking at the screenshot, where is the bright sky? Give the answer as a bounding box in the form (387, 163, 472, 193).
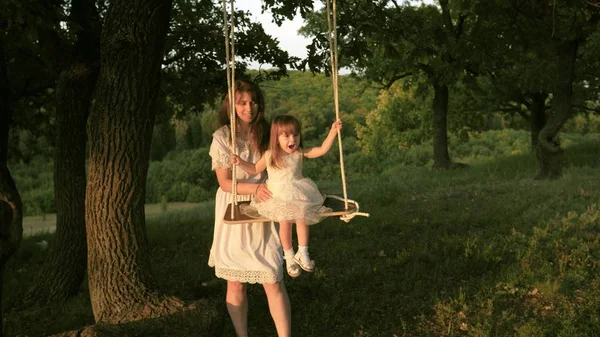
(235, 1, 320, 61)
(236, 0, 435, 68)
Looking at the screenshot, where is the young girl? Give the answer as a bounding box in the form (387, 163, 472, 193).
(232, 114, 342, 278)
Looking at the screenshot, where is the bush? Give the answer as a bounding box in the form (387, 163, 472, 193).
(452, 129, 530, 159)
(23, 188, 55, 216)
(146, 147, 217, 203)
(11, 157, 54, 216)
(186, 186, 212, 202)
(563, 112, 600, 134)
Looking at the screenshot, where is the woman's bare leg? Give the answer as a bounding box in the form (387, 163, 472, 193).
(263, 281, 292, 337)
(226, 281, 248, 337)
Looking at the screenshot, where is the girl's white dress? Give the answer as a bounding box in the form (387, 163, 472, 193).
(208, 126, 283, 284)
(248, 150, 330, 225)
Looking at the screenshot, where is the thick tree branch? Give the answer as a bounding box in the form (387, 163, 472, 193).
(390, 0, 402, 10)
(500, 102, 531, 121)
(417, 62, 433, 77)
(573, 104, 600, 114)
(455, 14, 468, 40)
(585, 1, 600, 9)
(380, 72, 413, 89)
(439, 0, 454, 34)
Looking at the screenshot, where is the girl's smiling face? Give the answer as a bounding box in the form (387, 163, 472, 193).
(234, 92, 258, 124)
(277, 128, 301, 154)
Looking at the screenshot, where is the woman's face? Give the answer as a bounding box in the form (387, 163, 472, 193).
(235, 92, 258, 125)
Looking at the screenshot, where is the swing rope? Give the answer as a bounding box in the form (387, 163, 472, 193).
(326, 0, 369, 222)
(222, 0, 237, 218)
(326, 0, 348, 209)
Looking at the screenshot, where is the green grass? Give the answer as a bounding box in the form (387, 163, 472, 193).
(21, 202, 203, 236)
(5, 140, 600, 337)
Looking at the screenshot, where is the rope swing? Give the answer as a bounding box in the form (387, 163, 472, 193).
(223, 0, 369, 224)
(222, 0, 238, 219)
(324, 0, 369, 222)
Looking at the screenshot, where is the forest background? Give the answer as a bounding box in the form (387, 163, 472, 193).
(1, 0, 600, 336)
(13, 69, 600, 218)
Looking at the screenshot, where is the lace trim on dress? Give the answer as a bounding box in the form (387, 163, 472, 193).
(250, 200, 332, 225)
(208, 250, 282, 284)
(215, 267, 282, 284)
(211, 153, 231, 170)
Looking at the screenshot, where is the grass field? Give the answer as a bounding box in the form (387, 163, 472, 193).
(4, 141, 600, 337)
(22, 202, 203, 236)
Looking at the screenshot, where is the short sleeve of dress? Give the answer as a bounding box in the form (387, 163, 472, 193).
(264, 150, 272, 168)
(209, 126, 232, 171)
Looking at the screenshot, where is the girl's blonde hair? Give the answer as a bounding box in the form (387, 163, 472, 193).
(269, 115, 304, 169)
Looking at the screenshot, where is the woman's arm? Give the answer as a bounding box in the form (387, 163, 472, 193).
(303, 120, 342, 159)
(215, 167, 272, 201)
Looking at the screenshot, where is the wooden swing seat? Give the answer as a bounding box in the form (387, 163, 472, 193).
(223, 195, 358, 224)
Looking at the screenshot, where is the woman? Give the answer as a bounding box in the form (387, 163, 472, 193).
(208, 79, 291, 337)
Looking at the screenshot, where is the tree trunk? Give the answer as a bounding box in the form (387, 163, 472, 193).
(0, 263, 3, 337)
(24, 0, 100, 305)
(0, 39, 23, 337)
(529, 92, 547, 151)
(432, 83, 452, 169)
(85, 0, 182, 324)
(535, 40, 579, 180)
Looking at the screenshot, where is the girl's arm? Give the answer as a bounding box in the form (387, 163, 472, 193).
(303, 120, 342, 159)
(215, 167, 272, 201)
(231, 153, 267, 175)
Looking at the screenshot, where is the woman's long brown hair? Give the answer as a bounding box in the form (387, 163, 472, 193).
(218, 79, 269, 154)
(269, 115, 304, 169)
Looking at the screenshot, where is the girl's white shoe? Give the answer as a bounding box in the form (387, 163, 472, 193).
(284, 255, 301, 278)
(293, 251, 315, 272)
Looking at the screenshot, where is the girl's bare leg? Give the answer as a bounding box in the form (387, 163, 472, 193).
(295, 219, 314, 271)
(280, 219, 301, 277)
(226, 281, 248, 337)
(279, 220, 293, 251)
(295, 219, 309, 246)
(263, 281, 292, 337)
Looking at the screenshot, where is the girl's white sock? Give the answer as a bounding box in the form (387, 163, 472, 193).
(297, 245, 309, 254)
(284, 248, 295, 259)
(297, 246, 311, 265)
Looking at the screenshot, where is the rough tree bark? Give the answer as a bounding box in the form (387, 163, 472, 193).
(85, 0, 184, 324)
(431, 83, 452, 169)
(535, 40, 579, 180)
(24, 0, 101, 305)
(0, 38, 23, 337)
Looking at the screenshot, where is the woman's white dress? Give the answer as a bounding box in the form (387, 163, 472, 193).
(208, 126, 283, 284)
(248, 150, 330, 225)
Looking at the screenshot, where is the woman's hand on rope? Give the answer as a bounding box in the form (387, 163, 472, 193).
(254, 183, 272, 202)
(230, 153, 240, 166)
